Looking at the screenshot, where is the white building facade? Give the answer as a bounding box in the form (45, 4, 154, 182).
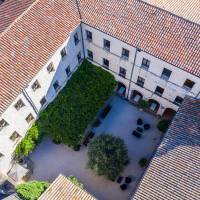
(0, 11, 200, 175)
(0, 26, 84, 174)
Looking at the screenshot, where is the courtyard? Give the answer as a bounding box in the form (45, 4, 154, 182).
(29, 96, 162, 200)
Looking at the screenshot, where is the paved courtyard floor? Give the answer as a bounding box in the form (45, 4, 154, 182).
(30, 96, 162, 200)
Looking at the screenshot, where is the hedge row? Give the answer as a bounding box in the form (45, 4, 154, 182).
(15, 59, 116, 157)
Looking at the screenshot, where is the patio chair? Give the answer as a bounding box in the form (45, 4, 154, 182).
(120, 184, 128, 191)
(136, 127, 143, 133)
(137, 118, 143, 125)
(132, 130, 141, 138)
(144, 123, 150, 130)
(116, 176, 123, 184)
(125, 176, 132, 184)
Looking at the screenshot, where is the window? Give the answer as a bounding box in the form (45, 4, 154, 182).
(0, 119, 8, 131)
(174, 96, 184, 106)
(154, 86, 164, 96)
(74, 32, 79, 45)
(40, 97, 47, 106)
(60, 47, 67, 58)
(77, 52, 82, 63)
(102, 58, 109, 69)
(26, 113, 34, 124)
(141, 58, 150, 70)
(0, 153, 4, 159)
(119, 67, 126, 78)
(103, 39, 110, 51)
(65, 65, 71, 77)
(14, 99, 25, 110)
(183, 79, 195, 90)
(10, 131, 21, 142)
(136, 76, 145, 87)
(53, 81, 60, 92)
(31, 80, 41, 91)
(161, 68, 172, 81)
(87, 50, 93, 61)
(86, 30, 92, 42)
(47, 62, 54, 73)
(121, 48, 129, 60)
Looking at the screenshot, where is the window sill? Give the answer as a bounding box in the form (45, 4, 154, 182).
(119, 74, 126, 78)
(103, 47, 110, 52)
(121, 56, 129, 61)
(136, 83, 144, 88)
(154, 92, 163, 97)
(140, 66, 149, 71)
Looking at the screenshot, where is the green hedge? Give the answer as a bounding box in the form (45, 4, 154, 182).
(16, 181, 49, 200)
(15, 123, 42, 159)
(68, 175, 84, 189)
(157, 119, 170, 133)
(37, 59, 116, 148)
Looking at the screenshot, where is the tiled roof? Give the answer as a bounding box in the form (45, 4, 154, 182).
(0, 0, 80, 115)
(133, 96, 200, 200)
(0, 0, 35, 34)
(78, 0, 200, 76)
(38, 174, 97, 200)
(144, 0, 200, 24)
(1, 0, 200, 116)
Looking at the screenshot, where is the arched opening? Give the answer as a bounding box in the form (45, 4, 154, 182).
(130, 90, 143, 104)
(116, 82, 126, 97)
(148, 99, 160, 113)
(162, 108, 176, 120)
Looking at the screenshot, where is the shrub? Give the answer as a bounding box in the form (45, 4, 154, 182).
(37, 59, 116, 148)
(157, 119, 170, 133)
(138, 99, 148, 109)
(16, 181, 49, 200)
(88, 134, 129, 181)
(139, 158, 148, 167)
(15, 124, 42, 159)
(68, 176, 84, 189)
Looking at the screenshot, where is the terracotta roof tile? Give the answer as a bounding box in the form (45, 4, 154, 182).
(0, 0, 35, 34)
(38, 174, 97, 200)
(0, 0, 80, 115)
(78, 0, 200, 76)
(133, 96, 200, 200)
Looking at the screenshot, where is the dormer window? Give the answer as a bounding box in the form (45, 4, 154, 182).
(14, 99, 25, 111)
(47, 62, 55, 73)
(0, 119, 8, 131)
(31, 80, 41, 91)
(60, 47, 67, 58)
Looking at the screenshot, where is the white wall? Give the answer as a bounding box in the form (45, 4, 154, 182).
(82, 23, 200, 115)
(0, 25, 83, 174)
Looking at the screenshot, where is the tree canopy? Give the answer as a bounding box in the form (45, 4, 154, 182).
(88, 134, 129, 180)
(16, 181, 49, 200)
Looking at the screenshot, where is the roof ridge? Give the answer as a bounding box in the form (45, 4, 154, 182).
(0, 0, 40, 38)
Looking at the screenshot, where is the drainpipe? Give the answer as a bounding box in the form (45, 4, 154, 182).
(80, 22, 86, 59)
(127, 47, 140, 99)
(75, 0, 86, 59)
(22, 89, 38, 115)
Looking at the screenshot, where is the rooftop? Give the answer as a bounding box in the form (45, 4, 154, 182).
(0, 0, 35, 34)
(0, 0, 200, 116)
(143, 0, 200, 24)
(133, 96, 200, 200)
(38, 174, 97, 200)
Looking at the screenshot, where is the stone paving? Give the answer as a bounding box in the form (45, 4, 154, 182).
(30, 96, 162, 200)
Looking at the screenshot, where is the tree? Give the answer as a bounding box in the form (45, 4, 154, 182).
(68, 176, 84, 189)
(16, 181, 49, 200)
(87, 134, 129, 180)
